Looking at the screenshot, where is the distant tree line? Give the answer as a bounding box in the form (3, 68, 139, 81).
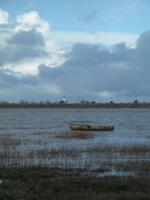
(0, 99, 146, 105)
(0, 99, 142, 105)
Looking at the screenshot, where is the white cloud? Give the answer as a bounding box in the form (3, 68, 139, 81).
(0, 9, 140, 77)
(98, 90, 127, 101)
(53, 31, 139, 48)
(0, 10, 65, 75)
(16, 11, 50, 36)
(99, 91, 114, 98)
(0, 9, 9, 24)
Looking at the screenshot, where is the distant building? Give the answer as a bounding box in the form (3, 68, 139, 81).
(59, 97, 67, 104)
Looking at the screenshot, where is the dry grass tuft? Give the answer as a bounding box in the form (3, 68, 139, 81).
(0, 135, 21, 146)
(119, 145, 150, 155)
(27, 147, 79, 159)
(84, 144, 150, 155)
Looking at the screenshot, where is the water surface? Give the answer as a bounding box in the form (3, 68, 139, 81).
(0, 108, 150, 146)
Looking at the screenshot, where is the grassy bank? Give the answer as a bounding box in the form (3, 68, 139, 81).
(0, 167, 150, 200)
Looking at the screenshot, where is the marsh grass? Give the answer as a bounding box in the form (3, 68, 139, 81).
(0, 135, 21, 146)
(0, 133, 149, 174)
(84, 144, 150, 155)
(27, 148, 80, 159)
(115, 160, 150, 173)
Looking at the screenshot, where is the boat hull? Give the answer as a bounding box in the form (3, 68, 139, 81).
(69, 123, 114, 131)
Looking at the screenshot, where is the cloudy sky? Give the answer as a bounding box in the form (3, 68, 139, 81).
(0, 0, 150, 102)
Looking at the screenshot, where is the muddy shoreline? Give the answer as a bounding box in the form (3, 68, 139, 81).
(0, 167, 150, 200)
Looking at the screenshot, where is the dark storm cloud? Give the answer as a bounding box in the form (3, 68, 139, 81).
(36, 30, 150, 101)
(0, 29, 47, 66)
(0, 45, 46, 65)
(63, 43, 130, 68)
(38, 64, 64, 81)
(8, 30, 44, 47)
(1, 30, 150, 102)
(0, 69, 38, 88)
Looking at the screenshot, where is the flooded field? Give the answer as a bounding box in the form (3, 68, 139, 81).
(0, 108, 150, 175)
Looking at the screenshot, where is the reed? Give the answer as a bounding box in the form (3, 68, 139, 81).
(83, 144, 150, 155)
(27, 147, 80, 159)
(0, 132, 149, 175)
(115, 160, 150, 173)
(0, 135, 21, 146)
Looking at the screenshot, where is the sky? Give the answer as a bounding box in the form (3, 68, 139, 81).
(0, 0, 150, 102)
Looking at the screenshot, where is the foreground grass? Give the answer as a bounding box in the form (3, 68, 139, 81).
(0, 167, 150, 200)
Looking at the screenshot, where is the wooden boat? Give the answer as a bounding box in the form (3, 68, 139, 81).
(69, 123, 114, 131)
